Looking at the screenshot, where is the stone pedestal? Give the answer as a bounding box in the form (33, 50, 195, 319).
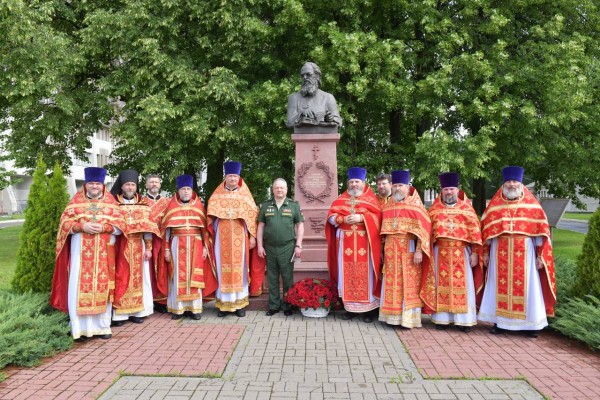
(292, 133, 340, 281)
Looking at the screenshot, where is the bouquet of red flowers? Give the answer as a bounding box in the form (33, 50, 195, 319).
(285, 278, 342, 311)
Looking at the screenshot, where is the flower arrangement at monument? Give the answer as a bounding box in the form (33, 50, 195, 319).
(285, 278, 342, 318)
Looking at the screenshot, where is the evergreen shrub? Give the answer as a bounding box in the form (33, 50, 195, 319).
(572, 208, 600, 298)
(0, 291, 72, 370)
(552, 295, 600, 351)
(11, 159, 68, 293)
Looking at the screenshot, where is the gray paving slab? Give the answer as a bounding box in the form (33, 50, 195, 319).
(99, 308, 544, 399)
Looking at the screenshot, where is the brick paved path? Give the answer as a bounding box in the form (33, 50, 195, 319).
(2, 303, 599, 399)
(0, 313, 243, 399)
(99, 307, 544, 399)
(400, 323, 600, 400)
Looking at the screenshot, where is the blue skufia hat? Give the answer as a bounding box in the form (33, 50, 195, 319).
(391, 170, 410, 185)
(502, 166, 524, 183)
(176, 174, 194, 189)
(84, 167, 107, 184)
(347, 167, 367, 181)
(223, 161, 242, 176)
(439, 172, 459, 188)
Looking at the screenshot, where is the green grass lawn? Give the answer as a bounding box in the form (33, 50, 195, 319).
(0, 213, 25, 220)
(563, 212, 593, 221)
(0, 226, 21, 290)
(552, 228, 585, 262)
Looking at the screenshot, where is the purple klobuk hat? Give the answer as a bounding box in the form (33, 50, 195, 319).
(176, 174, 194, 189)
(347, 167, 367, 181)
(84, 167, 107, 184)
(223, 161, 242, 176)
(502, 166, 524, 183)
(439, 172, 459, 189)
(391, 170, 410, 185)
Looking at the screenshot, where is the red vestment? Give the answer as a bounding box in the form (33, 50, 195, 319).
(422, 191, 483, 314)
(144, 195, 170, 301)
(158, 193, 218, 301)
(207, 178, 265, 300)
(50, 187, 125, 314)
(481, 187, 556, 318)
(113, 193, 160, 314)
(379, 188, 431, 317)
(326, 186, 382, 302)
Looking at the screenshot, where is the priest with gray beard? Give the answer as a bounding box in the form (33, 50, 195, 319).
(286, 62, 342, 132)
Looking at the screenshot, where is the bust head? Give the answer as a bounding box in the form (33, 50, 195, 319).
(300, 62, 322, 97)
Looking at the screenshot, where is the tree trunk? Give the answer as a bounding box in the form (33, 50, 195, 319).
(472, 177, 487, 216)
(203, 149, 225, 198)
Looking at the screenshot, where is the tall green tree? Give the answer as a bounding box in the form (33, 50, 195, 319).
(2, 1, 599, 208)
(12, 159, 68, 293)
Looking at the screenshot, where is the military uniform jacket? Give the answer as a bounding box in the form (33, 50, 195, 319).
(258, 198, 304, 249)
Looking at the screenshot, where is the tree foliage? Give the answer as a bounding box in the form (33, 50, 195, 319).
(572, 208, 600, 298)
(1, 1, 599, 207)
(12, 158, 68, 293)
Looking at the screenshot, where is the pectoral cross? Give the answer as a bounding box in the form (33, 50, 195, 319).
(447, 219, 456, 234)
(127, 210, 134, 225)
(88, 202, 101, 222)
(348, 196, 359, 215)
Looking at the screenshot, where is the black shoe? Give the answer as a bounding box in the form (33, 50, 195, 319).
(111, 320, 125, 327)
(235, 309, 246, 317)
(459, 326, 471, 333)
(341, 312, 355, 320)
(99, 334, 112, 340)
(189, 313, 202, 320)
(154, 303, 168, 313)
(490, 324, 504, 334)
(361, 314, 373, 323)
(266, 309, 280, 316)
(129, 316, 144, 324)
(435, 324, 448, 330)
(217, 311, 228, 318)
(171, 313, 184, 320)
(283, 309, 293, 316)
(526, 330, 539, 338)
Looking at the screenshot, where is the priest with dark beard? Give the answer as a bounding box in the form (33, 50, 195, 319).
(286, 62, 342, 132)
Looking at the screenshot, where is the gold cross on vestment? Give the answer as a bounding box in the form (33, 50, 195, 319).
(508, 220, 515, 231)
(127, 211, 134, 225)
(348, 196, 359, 215)
(228, 207, 235, 219)
(87, 202, 101, 222)
(447, 219, 456, 234)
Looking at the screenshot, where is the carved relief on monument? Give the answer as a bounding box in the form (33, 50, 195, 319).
(297, 161, 334, 203)
(309, 217, 325, 234)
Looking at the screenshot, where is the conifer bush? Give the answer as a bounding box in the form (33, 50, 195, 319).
(0, 291, 72, 370)
(11, 159, 68, 293)
(572, 209, 600, 298)
(552, 295, 600, 351)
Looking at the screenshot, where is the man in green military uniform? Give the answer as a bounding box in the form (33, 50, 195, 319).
(257, 178, 304, 316)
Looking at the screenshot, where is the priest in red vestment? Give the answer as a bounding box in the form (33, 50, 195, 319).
(110, 169, 160, 326)
(50, 167, 125, 340)
(478, 166, 556, 338)
(421, 172, 482, 333)
(207, 161, 264, 318)
(159, 174, 218, 320)
(379, 170, 431, 328)
(326, 167, 382, 323)
(143, 174, 170, 312)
